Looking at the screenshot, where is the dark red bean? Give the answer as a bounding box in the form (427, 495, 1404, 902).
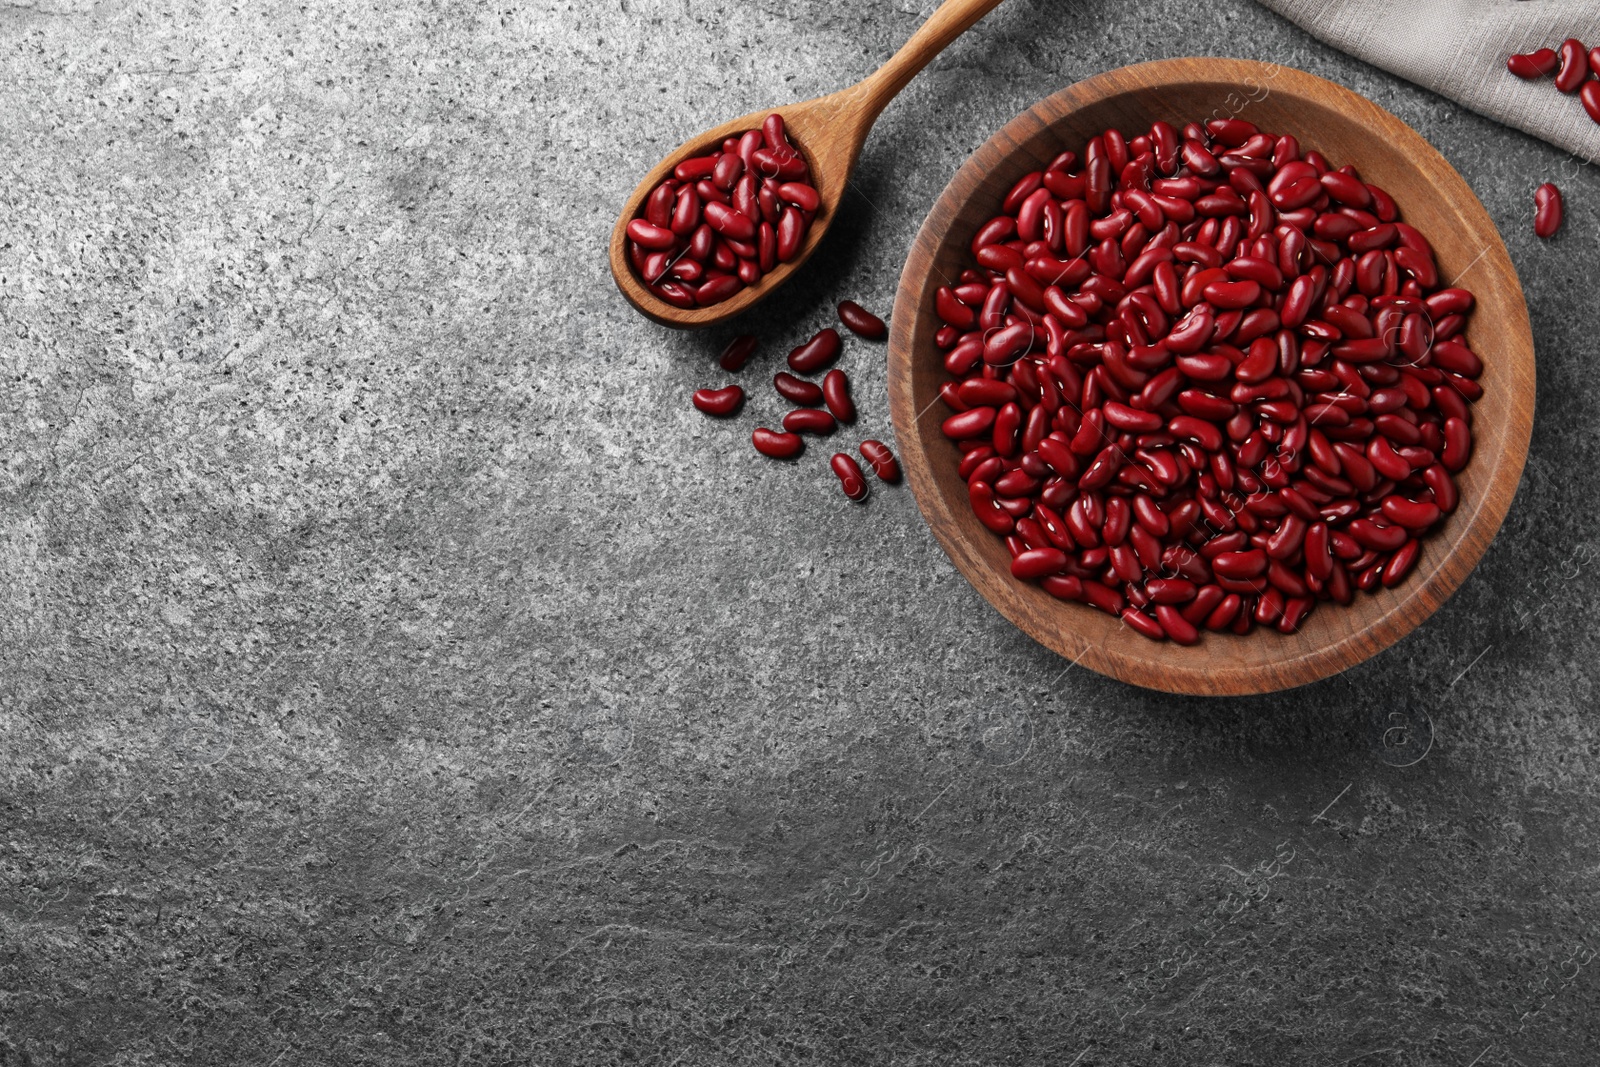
(837, 300, 887, 340)
(788, 328, 841, 373)
(1442, 416, 1472, 472)
(692, 385, 743, 417)
(783, 408, 837, 435)
(752, 427, 803, 459)
(969, 480, 1015, 534)
(1583, 81, 1600, 126)
(859, 440, 900, 483)
(1155, 604, 1200, 645)
(1214, 549, 1269, 580)
(942, 406, 996, 440)
(645, 180, 677, 228)
(719, 334, 758, 372)
(1121, 608, 1166, 640)
(627, 219, 677, 250)
(1508, 48, 1559, 79)
(706, 200, 758, 243)
(1534, 183, 1563, 238)
(1012, 547, 1069, 580)
(1381, 539, 1421, 587)
(652, 281, 696, 309)
(822, 369, 855, 423)
(1277, 596, 1313, 633)
(776, 181, 819, 212)
(774, 371, 824, 406)
(993, 402, 1023, 456)
(1556, 38, 1590, 93)
(1381, 496, 1441, 530)
(830, 453, 869, 501)
(1204, 279, 1261, 308)
(776, 207, 805, 262)
(696, 275, 742, 305)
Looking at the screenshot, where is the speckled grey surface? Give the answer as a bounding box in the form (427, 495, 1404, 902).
(2, 0, 1597, 1064)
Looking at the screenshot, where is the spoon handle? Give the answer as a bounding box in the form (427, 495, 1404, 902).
(853, 0, 1008, 120)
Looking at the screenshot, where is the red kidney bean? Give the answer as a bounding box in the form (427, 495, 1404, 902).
(1556, 38, 1590, 93)
(1152, 604, 1198, 644)
(830, 453, 869, 501)
(788, 328, 841, 373)
(1205, 279, 1261, 308)
(942, 407, 996, 440)
(1583, 81, 1600, 126)
(1534, 182, 1563, 238)
(719, 334, 758, 372)
(1442, 416, 1472, 472)
(776, 181, 819, 212)
(822, 369, 855, 423)
(1508, 48, 1560, 79)
(1120, 607, 1166, 640)
(752, 427, 803, 459)
(1381, 496, 1440, 530)
(627, 219, 677, 250)
(772, 371, 823, 406)
(776, 207, 806, 262)
(1381, 539, 1420, 587)
(696, 275, 742, 305)
(1012, 547, 1069, 580)
(692, 385, 744, 417)
(783, 407, 837, 435)
(838, 300, 887, 340)
(993, 402, 1023, 456)
(859, 440, 900, 483)
(1214, 549, 1269, 580)
(703, 200, 756, 242)
(969, 480, 1015, 534)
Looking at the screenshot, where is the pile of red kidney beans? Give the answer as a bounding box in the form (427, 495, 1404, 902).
(935, 117, 1483, 643)
(692, 302, 901, 502)
(627, 115, 820, 308)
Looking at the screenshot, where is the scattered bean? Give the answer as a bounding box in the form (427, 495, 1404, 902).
(752, 427, 804, 459)
(830, 453, 869, 501)
(1507, 48, 1560, 79)
(859, 440, 901, 482)
(718, 334, 757, 372)
(692, 385, 744, 417)
(1535, 182, 1564, 238)
(774, 371, 824, 406)
(822, 369, 856, 423)
(1556, 38, 1590, 94)
(838, 300, 888, 340)
(783, 408, 838, 435)
(788, 327, 842, 373)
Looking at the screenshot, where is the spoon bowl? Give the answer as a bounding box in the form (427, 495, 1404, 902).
(609, 0, 1006, 330)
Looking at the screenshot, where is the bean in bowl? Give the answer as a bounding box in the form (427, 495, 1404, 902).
(935, 117, 1481, 643)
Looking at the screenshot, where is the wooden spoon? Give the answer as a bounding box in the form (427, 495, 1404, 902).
(608, 0, 1007, 329)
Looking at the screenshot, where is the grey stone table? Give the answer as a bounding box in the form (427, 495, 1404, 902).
(2, 0, 1596, 1063)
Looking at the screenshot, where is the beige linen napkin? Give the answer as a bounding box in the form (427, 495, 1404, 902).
(1258, 0, 1600, 162)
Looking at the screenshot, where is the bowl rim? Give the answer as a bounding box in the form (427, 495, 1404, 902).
(886, 57, 1536, 696)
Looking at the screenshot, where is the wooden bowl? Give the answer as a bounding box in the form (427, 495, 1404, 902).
(887, 58, 1536, 696)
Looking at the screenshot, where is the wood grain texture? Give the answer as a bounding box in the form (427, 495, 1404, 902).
(608, 0, 1005, 330)
(886, 58, 1536, 697)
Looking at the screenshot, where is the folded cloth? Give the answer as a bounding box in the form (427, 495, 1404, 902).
(1257, 0, 1600, 163)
